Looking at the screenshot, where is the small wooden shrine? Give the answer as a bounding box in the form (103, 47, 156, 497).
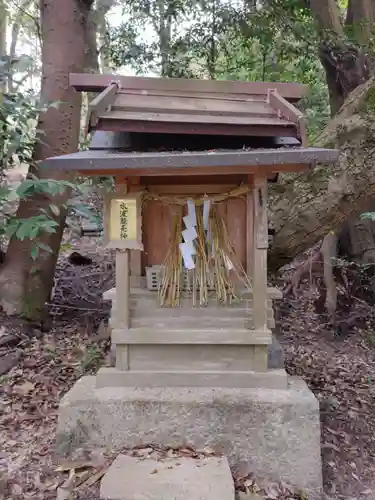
(44, 73, 337, 389)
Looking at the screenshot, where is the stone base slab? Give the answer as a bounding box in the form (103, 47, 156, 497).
(56, 376, 322, 498)
(96, 367, 288, 389)
(100, 454, 234, 500)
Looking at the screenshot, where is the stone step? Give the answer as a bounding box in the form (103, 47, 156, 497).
(103, 286, 282, 302)
(111, 305, 274, 318)
(111, 327, 272, 345)
(100, 454, 235, 500)
(96, 366, 287, 389)
(111, 299, 274, 312)
(129, 317, 265, 329)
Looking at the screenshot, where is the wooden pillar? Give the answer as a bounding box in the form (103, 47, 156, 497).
(114, 177, 130, 327)
(252, 175, 268, 331)
(246, 190, 254, 279)
(115, 248, 130, 370)
(114, 177, 130, 369)
(115, 248, 130, 328)
(128, 177, 142, 287)
(130, 252, 142, 287)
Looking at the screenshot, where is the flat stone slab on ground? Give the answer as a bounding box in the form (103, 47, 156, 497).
(100, 454, 234, 500)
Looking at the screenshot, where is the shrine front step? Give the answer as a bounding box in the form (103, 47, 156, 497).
(96, 367, 287, 389)
(111, 298, 274, 311)
(111, 328, 274, 381)
(111, 315, 275, 330)
(103, 287, 283, 302)
(111, 327, 272, 345)
(111, 303, 274, 316)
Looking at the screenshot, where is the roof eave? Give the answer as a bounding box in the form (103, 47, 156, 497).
(41, 147, 339, 177)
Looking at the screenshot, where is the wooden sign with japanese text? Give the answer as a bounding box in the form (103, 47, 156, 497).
(104, 193, 143, 250)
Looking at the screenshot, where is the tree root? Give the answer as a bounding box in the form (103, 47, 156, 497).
(284, 249, 323, 297)
(284, 233, 345, 323)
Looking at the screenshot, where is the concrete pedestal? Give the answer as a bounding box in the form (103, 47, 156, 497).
(56, 376, 322, 499)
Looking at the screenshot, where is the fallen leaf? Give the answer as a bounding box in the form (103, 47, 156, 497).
(264, 485, 279, 500)
(11, 483, 23, 496)
(133, 447, 153, 458)
(196, 447, 216, 456)
(14, 381, 35, 395)
(321, 442, 340, 452)
(55, 459, 99, 472)
(237, 493, 264, 500)
(56, 487, 73, 500)
(80, 468, 107, 487)
(74, 470, 91, 487)
(43, 479, 61, 491)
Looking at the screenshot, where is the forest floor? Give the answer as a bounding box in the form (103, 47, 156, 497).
(0, 238, 375, 499)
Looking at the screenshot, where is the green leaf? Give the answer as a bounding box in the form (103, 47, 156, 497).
(49, 204, 60, 216)
(60, 243, 72, 252)
(43, 225, 58, 234)
(49, 100, 62, 110)
(36, 242, 53, 253)
(16, 222, 32, 241)
(16, 179, 36, 197)
(29, 225, 41, 239)
(361, 212, 375, 221)
(0, 186, 11, 199)
(30, 246, 39, 260)
(6, 220, 20, 238)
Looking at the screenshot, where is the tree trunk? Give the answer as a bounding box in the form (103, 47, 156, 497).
(0, 0, 93, 320)
(156, 0, 172, 76)
(7, 0, 34, 92)
(0, 0, 7, 93)
(85, 10, 100, 74)
(347, 0, 375, 48)
(269, 0, 375, 278)
(85, 0, 116, 74)
(269, 76, 375, 272)
(310, 0, 371, 115)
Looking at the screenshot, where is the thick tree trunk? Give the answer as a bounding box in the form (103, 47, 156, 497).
(85, 0, 116, 74)
(270, 0, 375, 281)
(0, 0, 7, 93)
(85, 10, 100, 74)
(269, 76, 375, 272)
(0, 0, 93, 320)
(310, 0, 371, 115)
(347, 0, 375, 48)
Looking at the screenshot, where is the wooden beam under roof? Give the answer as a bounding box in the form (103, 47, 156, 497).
(267, 89, 308, 146)
(87, 82, 119, 132)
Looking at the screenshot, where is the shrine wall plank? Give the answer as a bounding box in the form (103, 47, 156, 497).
(142, 200, 173, 269)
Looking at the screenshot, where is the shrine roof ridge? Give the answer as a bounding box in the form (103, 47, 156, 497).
(70, 73, 309, 145)
(70, 73, 308, 100)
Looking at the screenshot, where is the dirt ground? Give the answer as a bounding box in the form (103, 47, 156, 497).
(1, 241, 375, 499)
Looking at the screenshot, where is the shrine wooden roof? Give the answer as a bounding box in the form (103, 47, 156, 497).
(70, 73, 309, 145)
(42, 147, 338, 177)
